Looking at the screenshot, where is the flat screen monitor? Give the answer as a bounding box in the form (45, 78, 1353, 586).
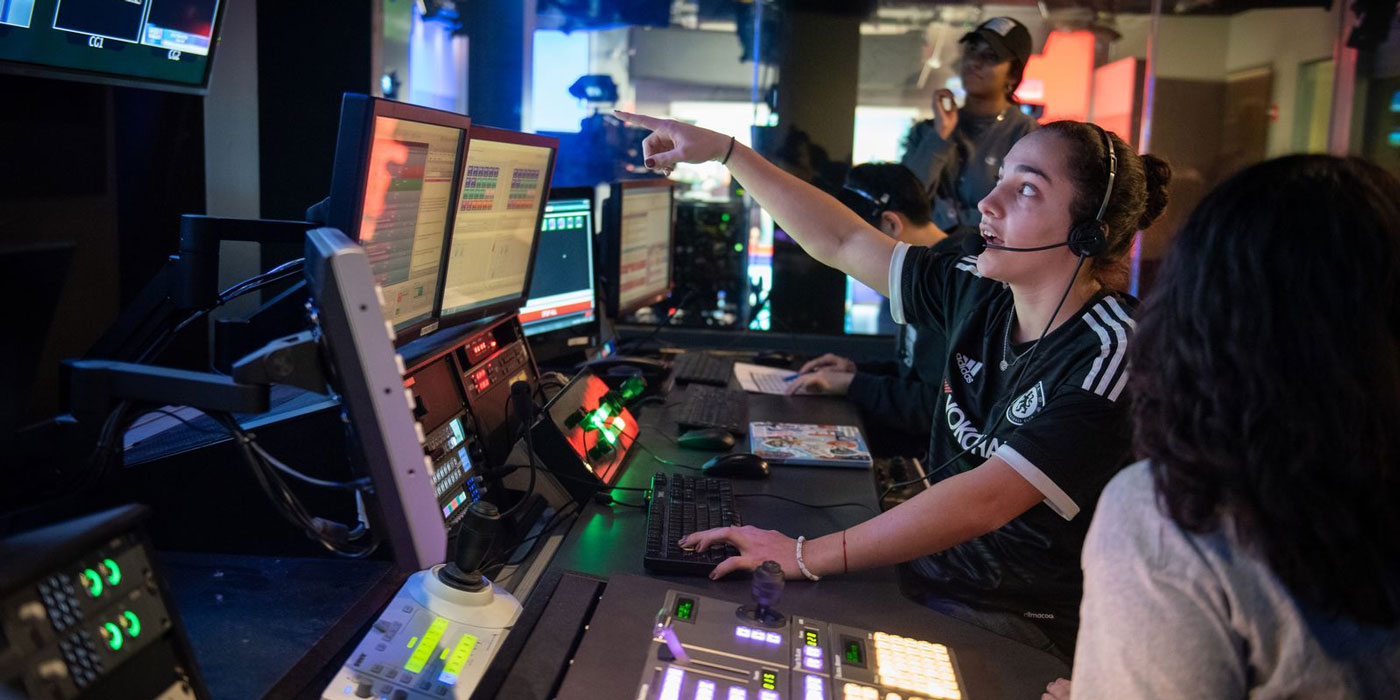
(303, 227, 447, 571)
(439, 126, 558, 327)
(0, 0, 225, 93)
(325, 94, 469, 346)
(603, 179, 675, 317)
(517, 187, 598, 363)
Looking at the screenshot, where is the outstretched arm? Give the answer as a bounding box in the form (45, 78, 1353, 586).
(616, 111, 899, 296)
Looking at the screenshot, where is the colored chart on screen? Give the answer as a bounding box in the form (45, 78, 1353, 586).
(358, 116, 462, 331)
(618, 187, 673, 311)
(519, 197, 595, 336)
(441, 138, 553, 319)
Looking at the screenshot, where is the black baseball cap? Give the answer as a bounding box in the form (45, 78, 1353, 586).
(960, 17, 1033, 66)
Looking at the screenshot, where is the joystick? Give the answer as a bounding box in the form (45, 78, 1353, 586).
(736, 560, 786, 628)
(419, 501, 522, 628)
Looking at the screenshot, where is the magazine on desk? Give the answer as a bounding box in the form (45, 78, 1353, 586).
(747, 422, 873, 468)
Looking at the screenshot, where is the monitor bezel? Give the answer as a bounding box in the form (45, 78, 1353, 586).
(324, 94, 471, 347)
(519, 186, 600, 366)
(0, 0, 228, 95)
(436, 125, 559, 332)
(604, 178, 676, 318)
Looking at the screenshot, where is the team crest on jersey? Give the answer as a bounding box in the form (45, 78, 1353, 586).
(1006, 382, 1046, 425)
(956, 353, 984, 383)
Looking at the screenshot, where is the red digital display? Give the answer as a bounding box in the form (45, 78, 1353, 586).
(466, 336, 499, 365)
(472, 368, 491, 393)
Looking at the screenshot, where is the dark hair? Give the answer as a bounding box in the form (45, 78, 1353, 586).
(1039, 121, 1170, 278)
(841, 163, 933, 226)
(1129, 155, 1400, 626)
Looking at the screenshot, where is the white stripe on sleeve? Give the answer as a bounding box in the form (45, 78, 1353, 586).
(888, 241, 911, 325)
(995, 445, 1081, 521)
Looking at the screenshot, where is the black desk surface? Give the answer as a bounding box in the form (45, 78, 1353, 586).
(163, 380, 1069, 699)
(538, 387, 1070, 698)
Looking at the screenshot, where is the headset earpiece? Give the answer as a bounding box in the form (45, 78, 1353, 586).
(1067, 124, 1117, 258)
(1067, 221, 1107, 258)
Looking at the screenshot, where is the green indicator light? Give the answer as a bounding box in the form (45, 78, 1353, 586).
(103, 622, 123, 651)
(805, 629, 819, 646)
(440, 648, 450, 661)
(733, 243, 744, 252)
(405, 617, 449, 673)
(122, 611, 141, 638)
(600, 428, 617, 445)
(103, 559, 121, 587)
(674, 598, 695, 621)
(440, 633, 477, 684)
(721, 213, 731, 222)
(82, 569, 103, 597)
(762, 670, 778, 690)
(407, 636, 419, 649)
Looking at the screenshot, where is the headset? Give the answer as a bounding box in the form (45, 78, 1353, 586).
(1066, 124, 1117, 258)
(838, 184, 892, 228)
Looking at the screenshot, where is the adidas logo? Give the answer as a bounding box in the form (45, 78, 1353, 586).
(956, 353, 984, 383)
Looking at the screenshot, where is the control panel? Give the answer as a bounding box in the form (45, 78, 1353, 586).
(322, 574, 506, 700)
(0, 505, 206, 699)
(637, 590, 964, 700)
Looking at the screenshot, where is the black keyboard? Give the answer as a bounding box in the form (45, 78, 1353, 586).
(643, 473, 743, 575)
(671, 353, 735, 386)
(673, 384, 750, 436)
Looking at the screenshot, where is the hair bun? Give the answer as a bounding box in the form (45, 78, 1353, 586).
(1139, 154, 1172, 229)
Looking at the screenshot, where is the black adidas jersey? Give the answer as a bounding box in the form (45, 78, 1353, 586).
(888, 242, 1137, 647)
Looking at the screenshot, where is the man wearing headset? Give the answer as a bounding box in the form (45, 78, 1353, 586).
(903, 17, 1040, 234)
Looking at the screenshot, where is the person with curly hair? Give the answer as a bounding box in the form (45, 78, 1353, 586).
(617, 108, 1170, 660)
(1056, 155, 1400, 698)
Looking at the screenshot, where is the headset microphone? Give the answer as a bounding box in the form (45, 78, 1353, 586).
(959, 234, 1070, 256)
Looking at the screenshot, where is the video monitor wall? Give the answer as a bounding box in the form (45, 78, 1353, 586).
(0, 0, 225, 92)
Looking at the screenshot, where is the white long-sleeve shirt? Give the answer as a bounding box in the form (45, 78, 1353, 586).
(1072, 461, 1400, 699)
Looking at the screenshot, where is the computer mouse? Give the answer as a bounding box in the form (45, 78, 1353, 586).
(676, 428, 736, 451)
(751, 350, 795, 368)
(701, 453, 771, 479)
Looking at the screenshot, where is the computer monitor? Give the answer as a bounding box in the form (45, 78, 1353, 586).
(438, 127, 558, 328)
(325, 94, 470, 345)
(0, 0, 225, 93)
(303, 227, 446, 571)
(602, 179, 675, 318)
(517, 187, 599, 364)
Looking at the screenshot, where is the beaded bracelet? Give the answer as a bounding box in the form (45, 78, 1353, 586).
(795, 536, 820, 581)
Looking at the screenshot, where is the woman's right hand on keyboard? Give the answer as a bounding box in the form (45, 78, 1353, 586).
(679, 526, 803, 581)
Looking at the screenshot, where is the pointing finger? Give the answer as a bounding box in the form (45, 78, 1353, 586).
(614, 110, 665, 130)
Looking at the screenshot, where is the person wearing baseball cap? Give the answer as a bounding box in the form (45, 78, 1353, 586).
(902, 16, 1040, 236)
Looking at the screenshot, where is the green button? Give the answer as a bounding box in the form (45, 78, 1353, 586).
(102, 558, 122, 587)
(103, 622, 123, 651)
(82, 569, 103, 597)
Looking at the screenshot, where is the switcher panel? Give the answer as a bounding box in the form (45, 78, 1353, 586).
(636, 590, 964, 700)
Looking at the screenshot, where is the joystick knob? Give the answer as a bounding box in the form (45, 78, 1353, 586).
(438, 501, 499, 592)
(737, 560, 787, 628)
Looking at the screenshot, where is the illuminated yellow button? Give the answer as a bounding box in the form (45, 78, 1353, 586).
(405, 617, 449, 673)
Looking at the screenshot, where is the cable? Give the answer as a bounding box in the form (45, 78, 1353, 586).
(497, 382, 540, 520)
(631, 440, 702, 471)
(735, 493, 877, 514)
(481, 500, 582, 573)
(212, 412, 377, 557)
(879, 256, 1090, 502)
